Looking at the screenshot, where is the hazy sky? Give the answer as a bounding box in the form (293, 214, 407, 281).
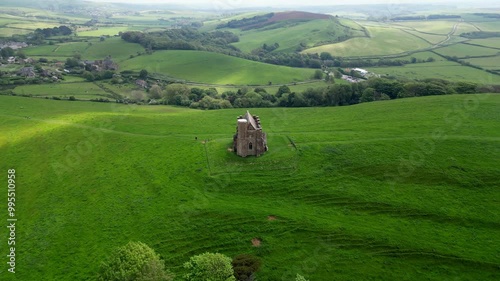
(89, 0, 462, 6)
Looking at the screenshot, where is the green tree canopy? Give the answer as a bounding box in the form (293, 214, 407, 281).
(164, 83, 190, 104)
(148, 84, 163, 99)
(139, 69, 148, 79)
(0, 47, 15, 58)
(98, 241, 173, 281)
(232, 254, 261, 281)
(183, 252, 236, 281)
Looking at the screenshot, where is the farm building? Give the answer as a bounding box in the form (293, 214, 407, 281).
(233, 111, 268, 157)
(353, 68, 368, 76)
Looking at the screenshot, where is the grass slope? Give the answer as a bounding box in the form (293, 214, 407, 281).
(468, 38, 500, 49)
(367, 61, 500, 83)
(12, 82, 113, 100)
(393, 20, 458, 35)
(0, 94, 499, 281)
(435, 43, 500, 58)
(464, 56, 500, 70)
(23, 37, 145, 62)
(232, 18, 364, 53)
(120, 50, 316, 85)
(303, 26, 430, 57)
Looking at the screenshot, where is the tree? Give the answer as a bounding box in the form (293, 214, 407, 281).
(232, 254, 261, 281)
(454, 82, 477, 94)
(16, 50, 27, 59)
(130, 90, 146, 102)
(320, 52, 333, 61)
(205, 87, 218, 97)
(98, 241, 173, 281)
(83, 71, 95, 82)
(184, 252, 236, 281)
(65, 57, 80, 68)
(360, 88, 375, 102)
(313, 69, 324, 80)
(148, 84, 163, 99)
(164, 83, 190, 104)
(276, 85, 291, 98)
(139, 69, 148, 79)
(0, 47, 14, 58)
(333, 70, 342, 79)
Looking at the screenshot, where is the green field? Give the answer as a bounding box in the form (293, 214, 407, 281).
(232, 18, 365, 53)
(473, 21, 500, 32)
(77, 26, 137, 37)
(52, 42, 91, 56)
(83, 38, 145, 61)
(22, 38, 145, 62)
(468, 38, 500, 49)
(455, 22, 480, 34)
(120, 50, 317, 85)
(303, 26, 430, 57)
(12, 82, 113, 100)
(435, 43, 500, 58)
(0, 94, 499, 280)
(404, 30, 447, 44)
(394, 20, 458, 35)
(367, 61, 500, 84)
(397, 51, 446, 62)
(464, 56, 500, 70)
(7, 21, 61, 30)
(0, 27, 31, 37)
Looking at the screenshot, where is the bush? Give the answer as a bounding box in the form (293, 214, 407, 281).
(232, 254, 261, 281)
(184, 252, 236, 281)
(98, 241, 173, 281)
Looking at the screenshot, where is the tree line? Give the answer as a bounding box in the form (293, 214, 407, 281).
(216, 13, 274, 30)
(460, 31, 500, 39)
(129, 77, 483, 110)
(97, 241, 308, 281)
(121, 29, 240, 53)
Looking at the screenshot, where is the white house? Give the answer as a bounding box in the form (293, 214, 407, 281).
(353, 68, 368, 76)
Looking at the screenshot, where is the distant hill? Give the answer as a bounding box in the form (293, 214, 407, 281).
(269, 11, 331, 22)
(217, 11, 332, 30)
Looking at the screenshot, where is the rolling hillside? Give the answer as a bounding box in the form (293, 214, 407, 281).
(303, 26, 431, 57)
(0, 94, 499, 280)
(212, 11, 366, 53)
(22, 37, 145, 62)
(120, 50, 316, 85)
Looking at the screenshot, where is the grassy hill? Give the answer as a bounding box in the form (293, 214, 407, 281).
(366, 60, 500, 83)
(22, 37, 145, 62)
(303, 26, 431, 57)
(120, 50, 317, 85)
(231, 18, 365, 53)
(0, 94, 499, 280)
(210, 11, 365, 53)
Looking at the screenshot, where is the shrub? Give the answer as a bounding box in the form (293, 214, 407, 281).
(98, 241, 173, 281)
(232, 254, 261, 281)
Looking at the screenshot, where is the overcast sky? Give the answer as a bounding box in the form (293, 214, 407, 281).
(87, 0, 493, 7)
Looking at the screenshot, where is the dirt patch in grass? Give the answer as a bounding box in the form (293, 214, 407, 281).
(252, 238, 261, 247)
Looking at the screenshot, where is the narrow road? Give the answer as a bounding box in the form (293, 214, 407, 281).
(343, 20, 464, 60)
(435, 20, 461, 47)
